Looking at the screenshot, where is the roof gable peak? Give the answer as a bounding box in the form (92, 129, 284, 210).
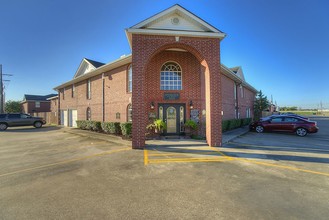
(126, 4, 226, 47)
(73, 58, 104, 79)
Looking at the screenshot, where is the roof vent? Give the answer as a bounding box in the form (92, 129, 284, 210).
(171, 17, 180, 25)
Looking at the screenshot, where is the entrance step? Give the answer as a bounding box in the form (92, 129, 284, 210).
(162, 136, 188, 140)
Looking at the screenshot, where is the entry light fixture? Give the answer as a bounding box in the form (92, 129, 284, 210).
(189, 100, 194, 109)
(150, 101, 155, 110)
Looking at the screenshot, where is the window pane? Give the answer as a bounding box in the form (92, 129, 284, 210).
(160, 62, 182, 90)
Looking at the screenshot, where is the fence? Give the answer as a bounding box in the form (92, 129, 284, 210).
(31, 112, 58, 125)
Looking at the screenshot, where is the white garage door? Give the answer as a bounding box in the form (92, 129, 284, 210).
(70, 110, 78, 127)
(62, 110, 68, 127)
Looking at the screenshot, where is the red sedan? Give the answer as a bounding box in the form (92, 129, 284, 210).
(250, 115, 319, 137)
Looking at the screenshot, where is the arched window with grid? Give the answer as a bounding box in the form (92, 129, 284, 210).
(160, 62, 182, 90)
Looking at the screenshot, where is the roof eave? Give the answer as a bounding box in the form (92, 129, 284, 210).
(125, 28, 226, 47)
(54, 54, 132, 91)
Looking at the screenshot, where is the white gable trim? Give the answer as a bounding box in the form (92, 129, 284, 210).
(73, 59, 97, 78)
(131, 4, 221, 33)
(126, 4, 226, 48)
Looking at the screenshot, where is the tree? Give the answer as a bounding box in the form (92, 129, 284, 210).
(5, 100, 22, 113)
(254, 90, 269, 120)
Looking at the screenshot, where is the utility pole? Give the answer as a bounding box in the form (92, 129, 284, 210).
(0, 64, 3, 113)
(0, 65, 12, 113)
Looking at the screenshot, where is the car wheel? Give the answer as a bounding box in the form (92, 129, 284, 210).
(296, 127, 307, 137)
(0, 123, 8, 131)
(255, 125, 264, 133)
(34, 121, 43, 128)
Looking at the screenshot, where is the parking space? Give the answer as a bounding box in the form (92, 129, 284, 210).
(0, 126, 131, 178)
(222, 117, 329, 176)
(1, 121, 329, 219)
(145, 140, 231, 164)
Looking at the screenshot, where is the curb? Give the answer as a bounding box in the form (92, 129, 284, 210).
(63, 128, 132, 147)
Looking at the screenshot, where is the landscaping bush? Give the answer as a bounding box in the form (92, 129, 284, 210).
(102, 122, 121, 134)
(222, 120, 230, 132)
(242, 118, 252, 126)
(120, 122, 132, 137)
(222, 118, 251, 132)
(228, 119, 239, 130)
(76, 120, 87, 130)
(90, 121, 102, 132)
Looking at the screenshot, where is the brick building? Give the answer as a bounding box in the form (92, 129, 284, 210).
(21, 94, 57, 114)
(54, 5, 257, 149)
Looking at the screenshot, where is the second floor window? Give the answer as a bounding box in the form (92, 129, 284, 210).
(35, 101, 40, 108)
(72, 84, 75, 98)
(87, 79, 91, 99)
(160, 62, 182, 90)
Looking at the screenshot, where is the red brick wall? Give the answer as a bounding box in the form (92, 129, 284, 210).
(21, 101, 51, 114)
(221, 74, 236, 120)
(145, 50, 202, 128)
(132, 34, 222, 148)
(238, 86, 255, 118)
(59, 67, 131, 123)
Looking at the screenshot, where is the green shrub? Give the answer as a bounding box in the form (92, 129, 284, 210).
(242, 118, 251, 126)
(222, 120, 230, 132)
(222, 118, 252, 132)
(90, 121, 102, 131)
(102, 122, 121, 134)
(185, 119, 198, 130)
(120, 122, 132, 137)
(76, 120, 87, 130)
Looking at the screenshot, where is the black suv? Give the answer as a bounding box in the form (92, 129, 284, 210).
(0, 113, 46, 131)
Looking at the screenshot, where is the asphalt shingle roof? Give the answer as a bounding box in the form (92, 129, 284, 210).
(23, 94, 58, 101)
(85, 58, 105, 68)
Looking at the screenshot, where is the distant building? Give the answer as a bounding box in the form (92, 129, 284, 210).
(21, 94, 57, 114)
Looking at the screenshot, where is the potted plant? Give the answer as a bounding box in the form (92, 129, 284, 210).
(146, 119, 166, 136)
(184, 119, 198, 136)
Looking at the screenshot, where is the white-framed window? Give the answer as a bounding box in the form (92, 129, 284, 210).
(35, 101, 40, 108)
(87, 79, 91, 99)
(234, 83, 237, 100)
(160, 62, 182, 90)
(246, 107, 251, 118)
(62, 88, 65, 100)
(127, 65, 132, 93)
(240, 85, 244, 98)
(127, 104, 132, 122)
(72, 84, 75, 98)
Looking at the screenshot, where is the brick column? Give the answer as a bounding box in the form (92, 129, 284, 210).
(131, 35, 147, 149)
(204, 43, 222, 147)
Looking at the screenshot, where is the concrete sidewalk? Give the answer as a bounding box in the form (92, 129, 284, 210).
(222, 126, 250, 144)
(63, 126, 249, 147)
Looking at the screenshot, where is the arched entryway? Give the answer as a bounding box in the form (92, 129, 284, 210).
(131, 36, 222, 149)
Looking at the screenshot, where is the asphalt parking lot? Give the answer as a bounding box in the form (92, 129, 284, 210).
(0, 117, 328, 219)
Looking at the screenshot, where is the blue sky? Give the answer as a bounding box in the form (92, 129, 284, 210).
(1, 0, 328, 109)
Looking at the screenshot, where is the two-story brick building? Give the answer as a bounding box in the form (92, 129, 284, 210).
(21, 94, 57, 114)
(54, 4, 257, 149)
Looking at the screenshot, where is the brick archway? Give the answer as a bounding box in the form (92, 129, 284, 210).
(131, 35, 222, 149)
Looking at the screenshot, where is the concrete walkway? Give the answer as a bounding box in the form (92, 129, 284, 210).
(63, 125, 250, 147)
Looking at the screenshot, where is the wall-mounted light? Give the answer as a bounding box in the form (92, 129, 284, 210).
(189, 100, 194, 109)
(150, 101, 155, 110)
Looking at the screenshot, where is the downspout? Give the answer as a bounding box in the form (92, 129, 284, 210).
(102, 73, 105, 122)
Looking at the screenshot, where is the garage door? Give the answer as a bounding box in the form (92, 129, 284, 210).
(69, 110, 78, 127)
(62, 110, 68, 127)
